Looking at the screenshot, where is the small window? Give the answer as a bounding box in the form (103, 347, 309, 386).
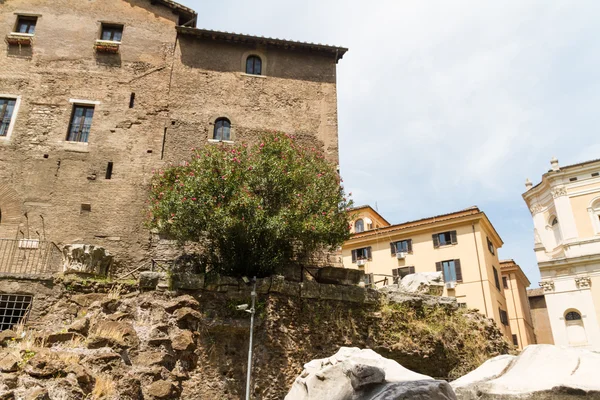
(433, 230, 457, 248)
(502, 276, 508, 289)
(487, 237, 495, 255)
(565, 311, 582, 321)
(67, 105, 95, 142)
(569, 177, 578, 182)
(15, 16, 37, 34)
(354, 219, 364, 233)
(213, 118, 231, 141)
(436, 259, 462, 282)
(0, 294, 33, 331)
(0, 98, 17, 137)
(393, 266, 415, 280)
(493, 266, 501, 291)
(390, 239, 412, 254)
(245, 55, 262, 75)
(101, 24, 123, 42)
(105, 162, 113, 179)
(512, 334, 518, 346)
(499, 308, 509, 326)
(351, 247, 371, 263)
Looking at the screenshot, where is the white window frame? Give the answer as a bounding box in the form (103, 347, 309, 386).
(588, 197, 600, 235)
(0, 95, 22, 142)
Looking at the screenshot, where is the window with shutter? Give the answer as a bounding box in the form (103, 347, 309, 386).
(487, 237, 495, 255)
(397, 266, 415, 279)
(391, 239, 412, 255)
(454, 259, 462, 282)
(499, 308, 509, 325)
(351, 250, 357, 263)
(493, 267, 501, 291)
(502, 276, 508, 289)
(438, 259, 460, 282)
(512, 334, 518, 346)
(353, 247, 371, 262)
(434, 231, 455, 247)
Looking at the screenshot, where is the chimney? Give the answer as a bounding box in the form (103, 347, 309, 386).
(550, 157, 559, 171)
(525, 178, 533, 190)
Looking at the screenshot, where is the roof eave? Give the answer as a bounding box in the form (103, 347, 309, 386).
(176, 26, 348, 62)
(152, 0, 197, 24)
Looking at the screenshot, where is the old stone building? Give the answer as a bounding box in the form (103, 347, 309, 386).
(0, 0, 347, 272)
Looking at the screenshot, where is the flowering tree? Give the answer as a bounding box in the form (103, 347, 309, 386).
(148, 133, 352, 277)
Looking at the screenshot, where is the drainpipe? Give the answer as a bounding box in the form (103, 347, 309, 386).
(472, 224, 489, 318)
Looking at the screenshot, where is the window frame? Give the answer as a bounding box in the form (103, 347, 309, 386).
(487, 236, 495, 255)
(245, 55, 262, 76)
(493, 266, 501, 291)
(100, 23, 124, 42)
(0, 95, 21, 141)
(436, 259, 462, 283)
(433, 230, 457, 248)
(390, 239, 412, 255)
(66, 104, 95, 143)
(212, 117, 231, 142)
(588, 197, 600, 235)
(354, 219, 365, 233)
(15, 15, 37, 34)
(499, 308, 509, 326)
(502, 276, 508, 289)
(351, 246, 372, 263)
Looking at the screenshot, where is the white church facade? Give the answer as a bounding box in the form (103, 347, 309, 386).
(523, 157, 600, 350)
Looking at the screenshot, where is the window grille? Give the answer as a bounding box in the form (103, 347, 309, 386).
(0, 294, 32, 331)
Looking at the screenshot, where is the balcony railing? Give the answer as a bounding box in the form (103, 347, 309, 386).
(0, 239, 62, 276)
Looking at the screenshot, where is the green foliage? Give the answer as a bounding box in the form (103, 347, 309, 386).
(147, 133, 353, 277)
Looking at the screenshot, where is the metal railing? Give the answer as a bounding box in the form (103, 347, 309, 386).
(0, 239, 62, 275)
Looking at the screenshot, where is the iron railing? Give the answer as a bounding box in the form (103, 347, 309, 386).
(0, 239, 62, 275)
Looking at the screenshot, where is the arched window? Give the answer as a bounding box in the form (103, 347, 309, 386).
(564, 309, 587, 345)
(246, 55, 262, 75)
(550, 216, 562, 246)
(590, 198, 600, 234)
(213, 118, 231, 141)
(355, 219, 364, 233)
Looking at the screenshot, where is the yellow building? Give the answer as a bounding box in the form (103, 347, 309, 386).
(523, 158, 600, 350)
(500, 260, 536, 349)
(343, 205, 512, 339)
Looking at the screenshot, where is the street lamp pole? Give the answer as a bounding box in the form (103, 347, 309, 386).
(245, 277, 257, 400)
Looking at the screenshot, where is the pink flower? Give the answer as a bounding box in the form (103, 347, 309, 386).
(192, 198, 197, 201)
(260, 143, 265, 148)
(182, 197, 187, 201)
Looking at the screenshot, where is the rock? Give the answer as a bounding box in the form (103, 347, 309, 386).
(0, 391, 14, 400)
(101, 298, 121, 313)
(107, 311, 130, 321)
(171, 330, 195, 352)
(316, 267, 364, 286)
(164, 295, 200, 313)
(62, 244, 113, 275)
(84, 351, 122, 372)
(399, 272, 445, 295)
(147, 336, 171, 348)
(66, 363, 94, 393)
(451, 345, 600, 399)
(0, 331, 17, 347)
(24, 387, 49, 400)
(285, 347, 456, 400)
(24, 353, 65, 378)
(67, 318, 90, 336)
(116, 373, 143, 399)
(70, 293, 106, 308)
(88, 321, 139, 349)
(171, 273, 205, 290)
(139, 271, 165, 290)
(44, 332, 84, 346)
(146, 380, 178, 399)
(173, 307, 202, 330)
(0, 374, 17, 390)
(0, 353, 19, 373)
(133, 351, 175, 370)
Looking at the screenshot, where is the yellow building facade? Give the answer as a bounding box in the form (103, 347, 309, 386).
(343, 206, 513, 339)
(500, 260, 536, 349)
(523, 158, 600, 350)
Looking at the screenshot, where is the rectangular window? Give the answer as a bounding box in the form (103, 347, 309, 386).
(15, 16, 37, 34)
(432, 230, 457, 248)
(512, 334, 519, 346)
(101, 24, 123, 42)
(502, 276, 508, 289)
(0, 98, 17, 137)
(0, 294, 33, 331)
(392, 266, 415, 280)
(67, 105, 95, 142)
(351, 246, 372, 263)
(436, 259, 462, 282)
(493, 266, 501, 291)
(487, 237, 495, 255)
(390, 239, 412, 255)
(499, 308, 509, 326)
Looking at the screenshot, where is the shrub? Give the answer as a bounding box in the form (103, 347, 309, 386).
(148, 133, 352, 277)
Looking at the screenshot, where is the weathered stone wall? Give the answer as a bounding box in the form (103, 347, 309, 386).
(0, 273, 510, 399)
(0, 0, 342, 273)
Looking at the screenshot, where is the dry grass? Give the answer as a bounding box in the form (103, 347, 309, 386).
(107, 284, 123, 300)
(91, 374, 116, 399)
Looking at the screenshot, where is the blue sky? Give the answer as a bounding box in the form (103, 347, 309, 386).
(179, 0, 600, 286)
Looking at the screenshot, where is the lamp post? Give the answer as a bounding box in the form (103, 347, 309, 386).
(240, 276, 257, 400)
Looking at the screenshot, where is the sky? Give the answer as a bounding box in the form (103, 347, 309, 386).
(179, 0, 600, 286)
